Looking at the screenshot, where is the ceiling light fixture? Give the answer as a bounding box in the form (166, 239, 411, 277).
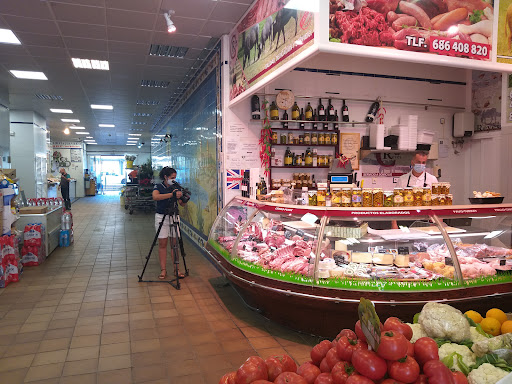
(126, 144, 136, 146)
(69, 126, 85, 130)
(99, 124, 115, 127)
(9, 70, 48, 80)
(164, 10, 176, 33)
(75, 132, 90, 135)
(86, 136, 94, 139)
(50, 109, 73, 114)
(0, 29, 21, 45)
(64, 128, 70, 135)
(72, 58, 109, 70)
(128, 134, 142, 136)
(91, 104, 113, 110)
(62, 119, 80, 123)
(86, 142, 97, 145)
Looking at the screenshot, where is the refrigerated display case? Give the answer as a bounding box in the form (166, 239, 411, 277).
(205, 197, 512, 337)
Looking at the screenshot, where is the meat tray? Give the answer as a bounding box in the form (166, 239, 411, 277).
(469, 197, 505, 204)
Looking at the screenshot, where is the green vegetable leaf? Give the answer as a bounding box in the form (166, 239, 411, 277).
(472, 353, 512, 372)
(469, 10, 483, 24)
(329, 38, 341, 43)
(442, 352, 470, 375)
(465, 314, 477, 327)
(475, 323, 493, 338)
(413, 313, 420, 324)
(459, 339, 474, 350)
(434, 338, 451, 348)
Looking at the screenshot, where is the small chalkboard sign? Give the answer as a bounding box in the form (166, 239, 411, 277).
(284, 230, 293, 240)
(398, 247, 409, 255)
(445, 257, 453, 266)
(271, 225, 278, 231)
(500, 259, 506, 266)
(296, 229, 305, 238)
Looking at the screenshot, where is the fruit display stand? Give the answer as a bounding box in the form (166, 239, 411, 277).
(205, 197, 512, 338)
(17, 206, 62, 257)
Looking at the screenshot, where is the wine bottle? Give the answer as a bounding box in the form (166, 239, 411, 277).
(327, 99, 334, 121)
(342, 99, 350, 122)
(251, 95, 261, 120)
(305, 102, 313, 121)
(284, 147, 292, 166)
(333, 110, 339, 131)
(292, 152, 296, 166)
(318, 98, 325, 121)
(312, 174, 317, 188)
(312, 109, 318, 130)
(365, 99, 380, 123)
(261, 178, 267, 194)
(291, 102, 300, 120)
(270, 101, 279, 120)
(282, 110, 289, 129)
(299, 108, 305, 129)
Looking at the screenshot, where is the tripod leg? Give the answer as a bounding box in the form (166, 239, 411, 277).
(170, 223, 181, 290)
(138, 214, 167, 282)
(177, 223, 189, 276)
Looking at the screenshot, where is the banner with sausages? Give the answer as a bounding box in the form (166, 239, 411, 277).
(329, 0, 494, 62)
(229, 0, 315, 101)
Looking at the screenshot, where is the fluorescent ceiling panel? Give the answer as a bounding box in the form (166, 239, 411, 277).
(69, 126, 85, 130)
(62, 119, 80, 122)
(128, 134, 141, 136)
(10, 70, 48, 80)
(0, 29, 21, 45)
(99, 124, 115, 127)
(72, 58, 109, 70)
(91, 104, 113, 110)
(50, 109, 73, 114)
(75, 132, 90, 135)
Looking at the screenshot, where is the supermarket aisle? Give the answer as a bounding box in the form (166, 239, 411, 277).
(0, 195, 316, 384)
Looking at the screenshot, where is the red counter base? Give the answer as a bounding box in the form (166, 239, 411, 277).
(206, 244, 512, 338)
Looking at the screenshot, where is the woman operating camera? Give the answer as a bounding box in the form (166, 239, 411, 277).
(152, 167, 188, 279)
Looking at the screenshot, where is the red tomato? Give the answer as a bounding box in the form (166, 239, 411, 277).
(352, 349, 387, 381)
(252, 381, 273, 384)
(336, 336, 368, 362)
(297, 362, 321, 384)
(235, 360, 269, 384)
(312, 340, 334, 365)
(274, 372, 308, 384)
(320, 358, 331, 373)
(383, 318, 413, 341)
(274, 355, 298, 373)
(315, 373, 334, 384)
(406, 341, 414, 358)
(413, 338, 439, 367)
(388, 356, 420, 384)
(219, 371, 236, 384)
(381, 380, 405, 384)
(376, 331, 408, 361)
(326, 348, 342, 370)
(355, 321, 366, 342)
(423, 360, 455, 384)
(413, 375, 428, 384)
(333, 329, 358, 348)
(331, 361, 356, 384)
(265, 357, 284, 381)
(346, 375, 375, 384)
(452, 371, 469, 384)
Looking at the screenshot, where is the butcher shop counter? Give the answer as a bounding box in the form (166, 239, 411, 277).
(205, 197, 512, 337)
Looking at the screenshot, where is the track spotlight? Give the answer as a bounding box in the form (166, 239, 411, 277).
(164, 10, 176, 33)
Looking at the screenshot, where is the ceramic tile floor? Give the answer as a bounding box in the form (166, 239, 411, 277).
(0, 195, 318, 383)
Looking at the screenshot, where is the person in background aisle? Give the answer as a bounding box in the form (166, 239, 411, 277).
(152, 167, 188, 280)
(59, 168, 71, 210)
(396, 151, 438, 189)
(128, 166, 139, 184)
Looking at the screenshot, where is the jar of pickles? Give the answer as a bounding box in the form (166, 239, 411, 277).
(311, 133, 318, 145)
(362, 188, 373, 207)
(299, 135, 304, 144)
(422, 187, 432, 206)
(372, 188, 384, 207)
(403, 188, 414, 207)
(352, 188, 362, 207)
(288, 132, 293, 143)
(431, 194, 440, 206)
(271, 131, 278, 144)
(341, 188, 352, 207)
(384, 191, 394, 207)
(325, 134, 331, 145)
(441, 182, 451, 195)
(318, 155, 324, 167)
(317, 187, 326, 207)
(413, 187, 423, 206)
(438, 194, 446, 205)
(446, 193, 453, 205)
(331, 188, 341, 207)
(280, 133, 287, 144)
(318, 133, 325, 145)
(432, 183, 440, 194)
(393, 188, 404, 207)
(331, 133, 338, 145)
(308, 191, 317, 206)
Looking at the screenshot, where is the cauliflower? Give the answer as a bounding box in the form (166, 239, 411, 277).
(418, 302, 470, 342)
(439, 343, 476, 373)
(407, 323, 428, 343)
(473, 333, 512, 357)
(467, 363, 509, 384)
(470, 327, 489, 344)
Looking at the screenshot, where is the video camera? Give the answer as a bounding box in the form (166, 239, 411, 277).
(172, 182, 191, 204)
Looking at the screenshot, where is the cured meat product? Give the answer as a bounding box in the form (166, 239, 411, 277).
(444, 0, 492, 13)
(366, 0, 400, 15)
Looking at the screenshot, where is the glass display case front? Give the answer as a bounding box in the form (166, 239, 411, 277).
(208, 198, 512, 292)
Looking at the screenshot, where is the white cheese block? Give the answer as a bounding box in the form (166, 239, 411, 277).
(335, 240, 348, 251)
(317, 269, 330, 278)
(372, 253, 394, 265)
(394, 254, 410, 267)
(350, 252, 372, 264)
(329, 267, 345, 278)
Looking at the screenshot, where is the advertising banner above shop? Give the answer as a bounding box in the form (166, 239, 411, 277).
(327, 0, 512, 71)
(229, 0, 315, 101)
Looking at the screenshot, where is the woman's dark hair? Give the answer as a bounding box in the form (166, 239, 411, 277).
(159, 167, 177, 180)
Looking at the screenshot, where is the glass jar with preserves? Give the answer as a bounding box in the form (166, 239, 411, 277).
(362, 188, 373, 207)
(296, 180, 302, 189)
(325, 133, 331, 145)
(280, 133, 287, 144)
(422, 187, 432, 206)
(308, 191, 317, 206)
(403, 187, 414, 207)
(413, 187, 423, 206)
(331, 188, 341, 207)
(439, 194, 446, 205)
(271, 131, 278, 144)
(351, 188, 362, 207)
(293, 136, 299, 145)
(384, 191, 394, 207)
(446, 193, 453, 205)
(311, 133, 318, 145)
(442, 182, 451, 195)
(304, 133, 311, 145)
(288, 132, 294, 143)
(317, 188, 326, 207)
(373, 188, 384, 207)
(299, 135, 304, 144)
(393, 188, 404, 207)
(317, 155, 323, 167)
(431, 194, 439, 206)
(318, 133, 325, 145)
(341, 188, 352, 207)
(432, 183, 440, 195)
(332, 133, 338, 145)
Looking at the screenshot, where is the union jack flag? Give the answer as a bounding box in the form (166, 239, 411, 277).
(226, 169, 245, 190)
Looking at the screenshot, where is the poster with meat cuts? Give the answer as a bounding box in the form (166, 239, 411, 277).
(229, 0, 315, 101)
(329, 0, 493, 62)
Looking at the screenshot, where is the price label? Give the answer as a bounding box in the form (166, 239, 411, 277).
(296, 229, 305, 238)
(430, 37, 490, 60)
(500, 259, 506, 266)
(284, 230, 293, 240)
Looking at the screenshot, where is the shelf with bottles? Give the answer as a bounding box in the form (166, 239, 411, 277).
(271, 166, 330, 169)
(359, 149, 416, 160)
(251, 119, 367, 125)
(271, 143, 337, 147)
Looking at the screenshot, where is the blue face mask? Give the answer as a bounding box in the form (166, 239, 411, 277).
(413, 164, 426, 173)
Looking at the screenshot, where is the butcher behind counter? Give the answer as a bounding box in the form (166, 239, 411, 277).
(329, 0, 493, 55)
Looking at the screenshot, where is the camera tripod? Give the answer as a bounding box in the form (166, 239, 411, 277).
(138, 212, 189, 290)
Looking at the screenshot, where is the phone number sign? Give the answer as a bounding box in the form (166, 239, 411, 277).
(429, 36, 490, 60)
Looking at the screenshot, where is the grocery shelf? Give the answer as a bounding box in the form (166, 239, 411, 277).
(271, 166, 330, 169)
(252, 119, 367, 126)
(271, 143, 337, 147)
